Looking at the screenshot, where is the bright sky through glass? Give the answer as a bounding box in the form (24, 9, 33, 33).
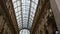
(12, 0, 38, 31)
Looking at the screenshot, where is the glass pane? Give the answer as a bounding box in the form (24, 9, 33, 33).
(32, 0, 38, 4)
(13, 3, 17, 8)
(17, 19, 21, 22)
(17, 1, 20, 6)
(12, 0, 17, 3)
(16, 13, 21, 16)
(18, 22, 22, 30)
(20, 29, 30, 34)
(17, 7, 21, 11)
(31, 3, 35, 7)
(31, 8, 35, 12)
(28, 21, 32, 29)
(17, 16, 21, 20)
(23, 22, 27, 28)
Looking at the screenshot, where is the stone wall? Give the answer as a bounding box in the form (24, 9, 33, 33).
(0, 0, 19, 34)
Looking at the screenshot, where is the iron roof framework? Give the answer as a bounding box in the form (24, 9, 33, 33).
(12, 0, 38, 31)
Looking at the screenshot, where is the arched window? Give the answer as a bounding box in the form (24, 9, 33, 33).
(19, 29, 30, 34)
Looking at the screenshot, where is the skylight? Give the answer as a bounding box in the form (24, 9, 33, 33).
(12, 0, 38, 31)
(19, 29, 30, 34)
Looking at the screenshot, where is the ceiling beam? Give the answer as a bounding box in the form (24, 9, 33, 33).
(19, 28, 30, 31)
(27, 0, 32, 29)
(20, 0, 23, 29)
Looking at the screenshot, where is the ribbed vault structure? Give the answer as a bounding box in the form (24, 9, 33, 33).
(12, 0, 38, 33)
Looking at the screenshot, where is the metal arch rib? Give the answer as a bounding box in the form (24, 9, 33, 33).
(20, 0, 23, 29)
(27, 0, 32, 29)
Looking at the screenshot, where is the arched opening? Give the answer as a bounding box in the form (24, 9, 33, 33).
(19, 29, 30, 34)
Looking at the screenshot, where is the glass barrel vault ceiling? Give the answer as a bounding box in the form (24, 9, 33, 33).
(12, 0, 38, 30)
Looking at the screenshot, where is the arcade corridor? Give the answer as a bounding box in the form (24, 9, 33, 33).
(0, 0, 60, 34)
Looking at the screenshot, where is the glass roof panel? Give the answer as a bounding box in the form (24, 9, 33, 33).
(18, 22, 22, 30)
(23, 22, 27, 28)
(12, 0, 16, 2)
(16, 12, 21, 16)
(17, 7, 21, 11)
(20, 29, 30, 34)
(32, 0, 38, 4)
(28, 21, 32, 29)
(12, 0, 38, 32)
(17, 1, 20, 6)
(13, 3, 17, 8)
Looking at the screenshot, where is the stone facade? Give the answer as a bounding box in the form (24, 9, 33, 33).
(30, 0, 58, 34)
(0, 0, 19, 34)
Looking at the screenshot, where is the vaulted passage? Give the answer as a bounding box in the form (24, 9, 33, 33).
(0, 0, 60, 34)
